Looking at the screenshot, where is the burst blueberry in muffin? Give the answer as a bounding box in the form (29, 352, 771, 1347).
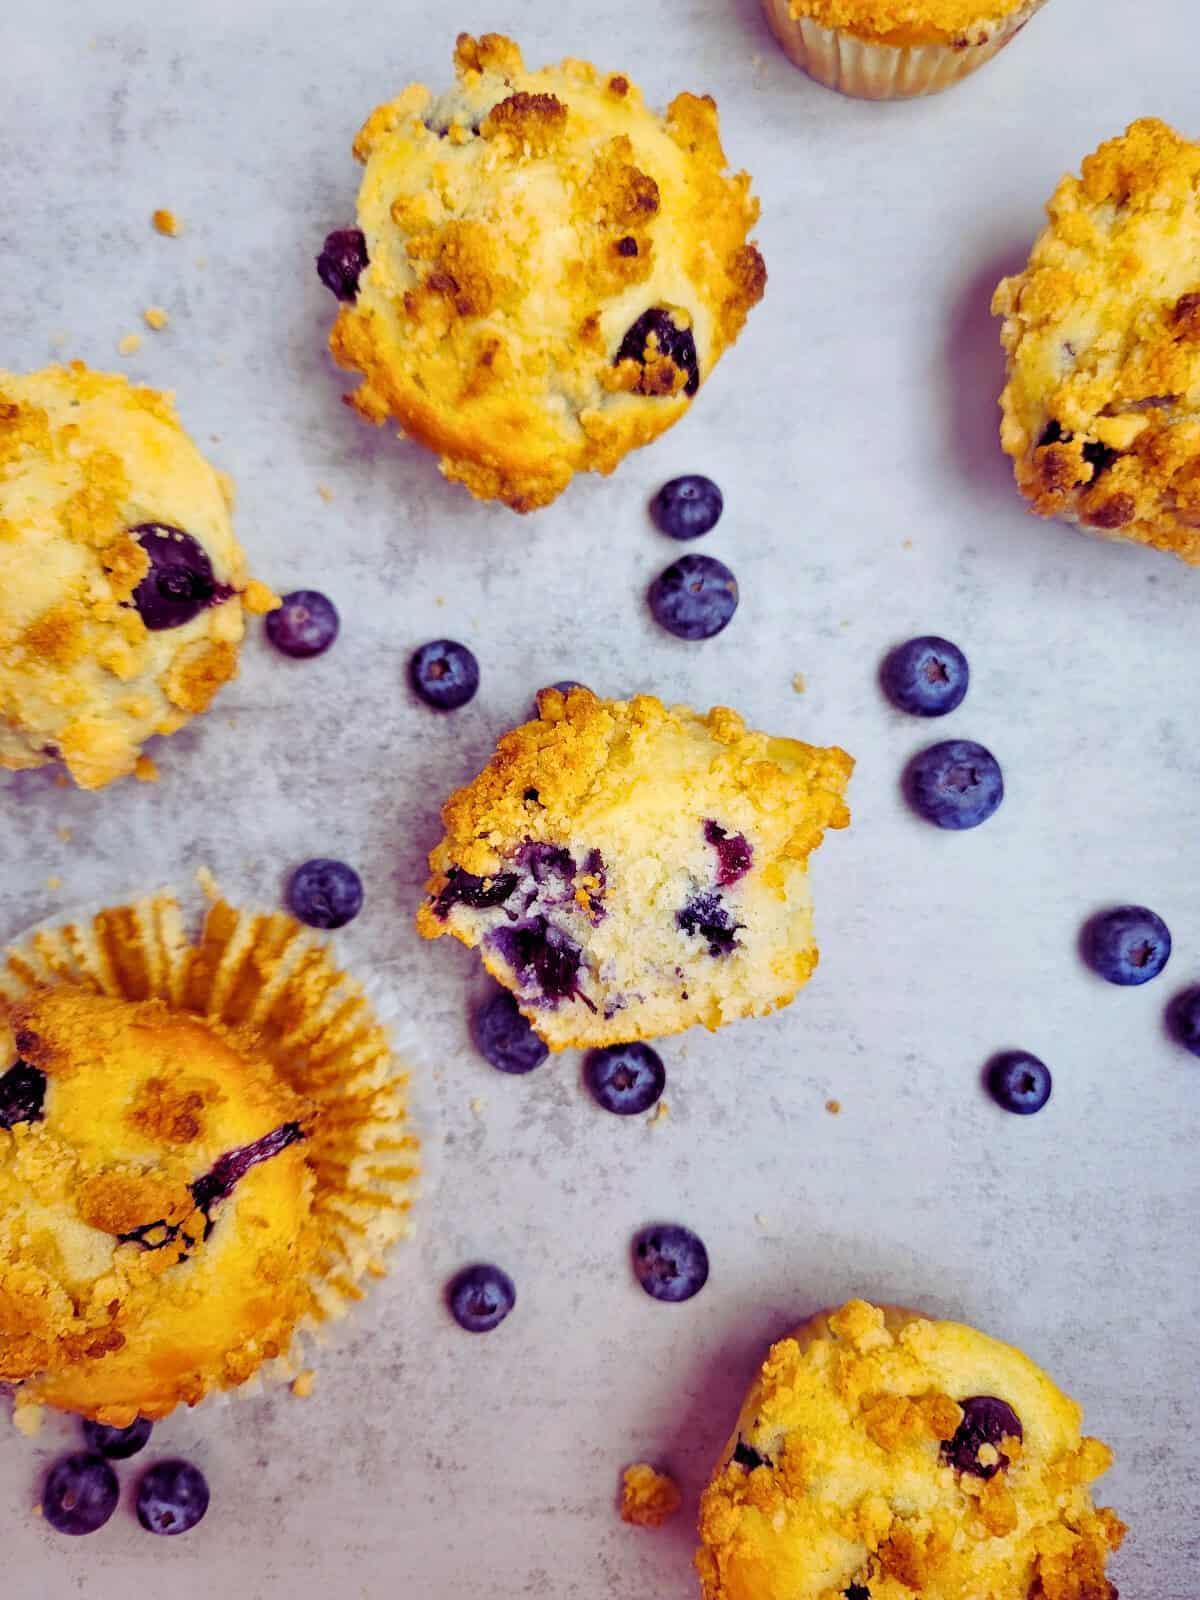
(320, 33, 766, 512)
(994, 119, 1200, 563)
(0, 364, 275, 788)
(697, 1299, 1125, 1600)
(416, 687, 852, 1049)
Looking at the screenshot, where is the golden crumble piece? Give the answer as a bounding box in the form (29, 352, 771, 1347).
(142, 306, 169, 331)
(620, 1463, 682, 1527)
(152, 208, 181, 236)
(994, 118, 1200, 563)
(0, 364, 262, 788)
(416, 689, 852, 1050)
(323, 33, 765, 512)
(696, 1300, 1123, 1600)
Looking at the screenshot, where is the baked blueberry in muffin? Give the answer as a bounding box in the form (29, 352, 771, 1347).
(416, 687, 852, 1048)
(697, 1299, 1125, 1600)
(994, 119, 1200, 563)
(322, 33, 766, 512)
(0, 364, 275, 788)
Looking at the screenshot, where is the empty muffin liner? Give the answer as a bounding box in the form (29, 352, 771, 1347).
(761, 0, 1049, 99)
(0, 882, 420, 1418)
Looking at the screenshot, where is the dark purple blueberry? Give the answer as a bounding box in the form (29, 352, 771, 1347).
(941, 1396, 1023, 1479)
(705, 821, 753, 886)
(845, 1587, 871, 1600)
(519, 842, 577, 887)
(264, 590, 339, 659)
(1082, 440, 1119, 477)
(130, 524, 226, 631)
(616, 307, 700, 397)
(42, 1453, 119, 1536)
(1083, 906, 1171, 987)
(584, 1042, 665, 1116)
(316, 227, 368, 302)
(731, 1439, 770, 1471)
(287, 858, 364, 929)
(1167, 986, 1200, 1056)
(0, 1059, 46, 1129)
(677, 891, 742, 957)
(651, 475, 723, 540)
(472, 989, 548, 1075)
(881, 637, 969, 718)
(433, 867, 519, 919)
(489, 917, 586, 1006)
(190, 1121, 305, 1221)
(447, 1263, 516, 1333)
(410, 639, 480, 711)
(986, 1051, 1052, 1116)
(136, 1459, 210, 1535)
(82, 1416, 153, 1460)
(632, 1223, 709, 1303)
(904, 740, 1003, 831)
(648, 554, 738, 641)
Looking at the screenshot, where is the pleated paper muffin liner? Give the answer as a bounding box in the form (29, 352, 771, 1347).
(0, 880, 421, 1418)
(761, 0, 1049, 99)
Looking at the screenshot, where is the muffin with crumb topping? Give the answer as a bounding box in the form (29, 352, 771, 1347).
(697, 1299, 1125, 1600)
(762, 0, 1048, 99)
(994, 118, 1200, 563)
(319, 32, 765, 512)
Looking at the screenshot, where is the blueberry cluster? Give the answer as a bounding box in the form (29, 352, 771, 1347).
(41, 1419, 208, 1539)
(647, 475, 738, 642)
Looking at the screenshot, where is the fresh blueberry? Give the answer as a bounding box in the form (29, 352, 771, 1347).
(0, 1059, 46, 1129)
(1083, 906, 1172, 987)
(488, 918, 584, 1005)
(136, 1459, 210, 1536)
(677, 891, 742, 956)
(584, 1043, 665, 1116)
(731, 1439, 770, 1471)
(1167, 986, 1200, 1056)
(904, 740, 1003, 830)
(632, 1223, 709, 1303)
(986, 1051, 1052, 1116)
(473, 989, 548, 1074)
(82, 1416, 153, 1460)
(410, 639, 480, 711)
(316, 227, 369, 302)
(648, 554, 738, 641)
(287, 858, 364, 930)
(705, 821, 753, 886)
(881, 636, 969, 718)
(42, 1453, 119, 1536)
(265, 590, 339, 658)
(616, 308, 700, 397)
(941, 1396, 1023, 1479)
(447, 1263, 516, 1332)
(845, 1587, 871, 1600)
(433, 867, 519, 919)
(130, 524, 227, 631)
(651, 475, 724, 540)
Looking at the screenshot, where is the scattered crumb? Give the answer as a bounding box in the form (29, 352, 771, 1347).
(291, 1370, 316, 1399)
(434, 595, 445, 606)
(56, 827, 72, 844)
(53, 774, 69, 789)
(469, 1096, 487, 1118)
(791, 672, 806, 694)
(194, 256, 207, 269)
(825, 1099, 841, 1116)
(620, 1464, 681, 1528)
(839, 619, 850, 629)
(649, 1099, 669, 1124)
(152, 207, 181, 236)
(241, 578, 280, 615)
(143, 305, 169, 330)
(45, 876, 62, 892)
(117, 332, 142, 356)
(901, 538, 914, 550)
(316, 483, 335, 503)
(134, 755, 159, 784)
(755, 1212, 770, 1228)
(31, 1501, 42, 1518)
(12, 1402, 44, 1438)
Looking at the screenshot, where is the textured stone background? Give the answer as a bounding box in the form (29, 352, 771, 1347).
(2, 0, 1198, 1593)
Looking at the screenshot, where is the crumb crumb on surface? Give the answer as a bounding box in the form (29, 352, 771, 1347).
(901, 538, 914, 550)
(117, 332, 142, 356)
(46, 876, 62, 892)
(291, 1370, 316, 1399)
(241, 579, 280, 615)
(317, 484, 335, 503)
(620, 1464, 681, 1527)
(649, 1099, 669, 1123)
(56, 827, 72, 844)
(133, 755, 159, 784)
(152, 207, 181, 236)
(469, 1096, 487, 1117)
(755, 1212, 770, 1228)
(825, 1098, 841, 1115)
(143, 306, 169, 330)
(791, 672, 806, 694)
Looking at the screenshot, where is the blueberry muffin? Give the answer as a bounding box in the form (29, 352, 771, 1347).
(0, 364, 274, 789)
(994, 119, 1200, 564)
(762, 0, 1048, 100)
(697, 1299, 1125, 1600)
(0, 986, 318, 1424)
(416, 688, 852, 1049)
(321, 33, 766, 512)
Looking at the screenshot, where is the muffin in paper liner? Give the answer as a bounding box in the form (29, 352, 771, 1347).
(0, 884, 419, 1426)
(761, 0, 1049, 100)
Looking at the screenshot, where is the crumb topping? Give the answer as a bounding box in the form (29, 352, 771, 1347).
(787, 0, 1029, 43)
(621, 1463, 682, 1527)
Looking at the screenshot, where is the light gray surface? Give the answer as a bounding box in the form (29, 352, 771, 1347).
(2, 0, 1197, 1594)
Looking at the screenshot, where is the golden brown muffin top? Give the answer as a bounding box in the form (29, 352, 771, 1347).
(785, 0, 1029, 44)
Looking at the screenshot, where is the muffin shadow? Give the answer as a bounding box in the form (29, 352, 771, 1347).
(941, 244, 1030, 507)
